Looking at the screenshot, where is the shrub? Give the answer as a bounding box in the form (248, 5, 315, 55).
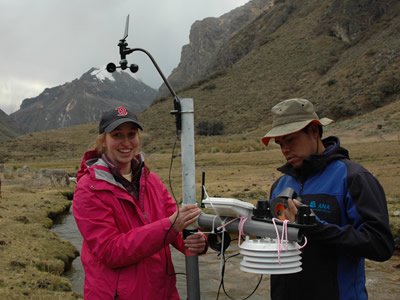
(197, 120, 224, 136)
(327, 79, 337, 86)
(378, 75, 400, 96)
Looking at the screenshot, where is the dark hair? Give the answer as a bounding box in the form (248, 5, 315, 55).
(302, 123, 323, 138)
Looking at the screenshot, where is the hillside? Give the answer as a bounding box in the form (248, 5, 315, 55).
(0, 109, 19, 142)
(159, 0, 274, 95)
(2, 0, 399, 139)
(1, 98, 399, 167)
(148, 0, 400, 142)
(0, 123, 19, 142)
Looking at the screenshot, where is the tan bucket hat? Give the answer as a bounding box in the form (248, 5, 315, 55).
(261, 98, 333, 146)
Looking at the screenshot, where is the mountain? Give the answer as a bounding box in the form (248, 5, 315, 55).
(144, 0, 400, 141)
(4, 0, 400, 141)
(10, 68, 157, 133)
(0, 109, 20, 141)
(159, 0, 274, 96)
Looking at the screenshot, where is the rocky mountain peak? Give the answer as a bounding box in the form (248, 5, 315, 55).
(159, 0, 274, 96)
(10, 68, 157, 133)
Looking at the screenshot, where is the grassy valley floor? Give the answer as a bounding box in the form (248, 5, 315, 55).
(0, 136, 399, 299)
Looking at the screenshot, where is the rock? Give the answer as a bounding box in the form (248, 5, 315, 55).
(36, 169, 70, 186)
(159, 0, 274, 96)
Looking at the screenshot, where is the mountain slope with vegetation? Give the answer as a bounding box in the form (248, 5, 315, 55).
(0, 109, 19, 142)
(148, 0, 399, 142)
(159, 0, 274, 95)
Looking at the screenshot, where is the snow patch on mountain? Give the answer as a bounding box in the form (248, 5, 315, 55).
(91, 68, 115, 82)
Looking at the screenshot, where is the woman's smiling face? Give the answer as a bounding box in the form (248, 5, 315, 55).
(103, 122, 140, 174)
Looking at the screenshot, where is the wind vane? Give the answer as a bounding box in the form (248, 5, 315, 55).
(106, 15, 138, 73)
(106, 14, 182, 135)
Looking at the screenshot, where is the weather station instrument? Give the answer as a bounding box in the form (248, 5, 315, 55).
(106, 15, 316, 300)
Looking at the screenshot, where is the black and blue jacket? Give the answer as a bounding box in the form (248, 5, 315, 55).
(270, 136, 394, 300)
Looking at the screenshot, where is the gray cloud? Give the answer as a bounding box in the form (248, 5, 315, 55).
(0, 0, 248, 114)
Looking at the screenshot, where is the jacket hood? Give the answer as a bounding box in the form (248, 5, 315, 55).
(76, 149, 100, 182)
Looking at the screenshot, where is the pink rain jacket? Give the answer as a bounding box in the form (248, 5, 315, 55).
(73, 151, 187, 299)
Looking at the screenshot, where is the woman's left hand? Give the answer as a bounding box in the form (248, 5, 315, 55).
(184, 232, 207, 254)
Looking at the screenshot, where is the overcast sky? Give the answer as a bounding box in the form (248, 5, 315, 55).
(0, 0, 249, 114)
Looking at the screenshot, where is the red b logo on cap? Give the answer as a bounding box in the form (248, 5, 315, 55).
(116, 106, 128, 117)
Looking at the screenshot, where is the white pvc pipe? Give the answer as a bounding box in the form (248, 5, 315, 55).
(181, 98, 196, 207)
(180, 98, 200, 300)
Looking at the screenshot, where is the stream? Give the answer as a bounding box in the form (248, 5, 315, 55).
(51, 207, 84, 295)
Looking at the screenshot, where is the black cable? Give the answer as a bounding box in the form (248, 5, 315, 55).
(164, 136, 186, 277)
(168, 136, 180, 205)
(216, 247, 263, 300)
(216, 251, 238, 300)
(243, 276, 263, 300)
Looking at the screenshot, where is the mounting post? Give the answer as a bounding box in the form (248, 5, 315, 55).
(180, 98, 200, 300)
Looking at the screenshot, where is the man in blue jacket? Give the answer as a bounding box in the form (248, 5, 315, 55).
(261, 98, 394, 300)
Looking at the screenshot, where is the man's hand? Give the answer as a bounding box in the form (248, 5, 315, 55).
(284, 199, 303, 222)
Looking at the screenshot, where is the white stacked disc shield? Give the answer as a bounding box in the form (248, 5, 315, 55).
(239, 236, 302, 274)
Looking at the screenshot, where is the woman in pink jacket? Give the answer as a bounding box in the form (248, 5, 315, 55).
(73, 105, 206, 300)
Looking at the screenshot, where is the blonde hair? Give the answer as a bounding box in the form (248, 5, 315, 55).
(94, 133, 106, 154)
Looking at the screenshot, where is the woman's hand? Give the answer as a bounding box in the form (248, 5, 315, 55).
(184, 232, 207, 254)
(169, 204, 202, 232)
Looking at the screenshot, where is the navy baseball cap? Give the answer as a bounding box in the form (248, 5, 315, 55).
(99, 106, 143, 134)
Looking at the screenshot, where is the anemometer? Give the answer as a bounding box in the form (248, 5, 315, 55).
(106, 15, 182, 135)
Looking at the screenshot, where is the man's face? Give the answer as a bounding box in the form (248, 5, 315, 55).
(274, 128, 318, 169)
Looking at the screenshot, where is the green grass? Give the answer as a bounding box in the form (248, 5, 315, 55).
(0, 183, 80, 299)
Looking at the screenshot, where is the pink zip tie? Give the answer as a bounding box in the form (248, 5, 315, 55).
(272, 218, 289, 264)
(297, 236, 308, 249)
(238, 217, 248, 245)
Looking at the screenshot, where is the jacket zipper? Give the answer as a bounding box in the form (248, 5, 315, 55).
(114, 271, 121, 299)
(299, 183, 304, 198)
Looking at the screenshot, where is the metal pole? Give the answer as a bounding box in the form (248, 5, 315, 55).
(180, 98, 200, 300)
